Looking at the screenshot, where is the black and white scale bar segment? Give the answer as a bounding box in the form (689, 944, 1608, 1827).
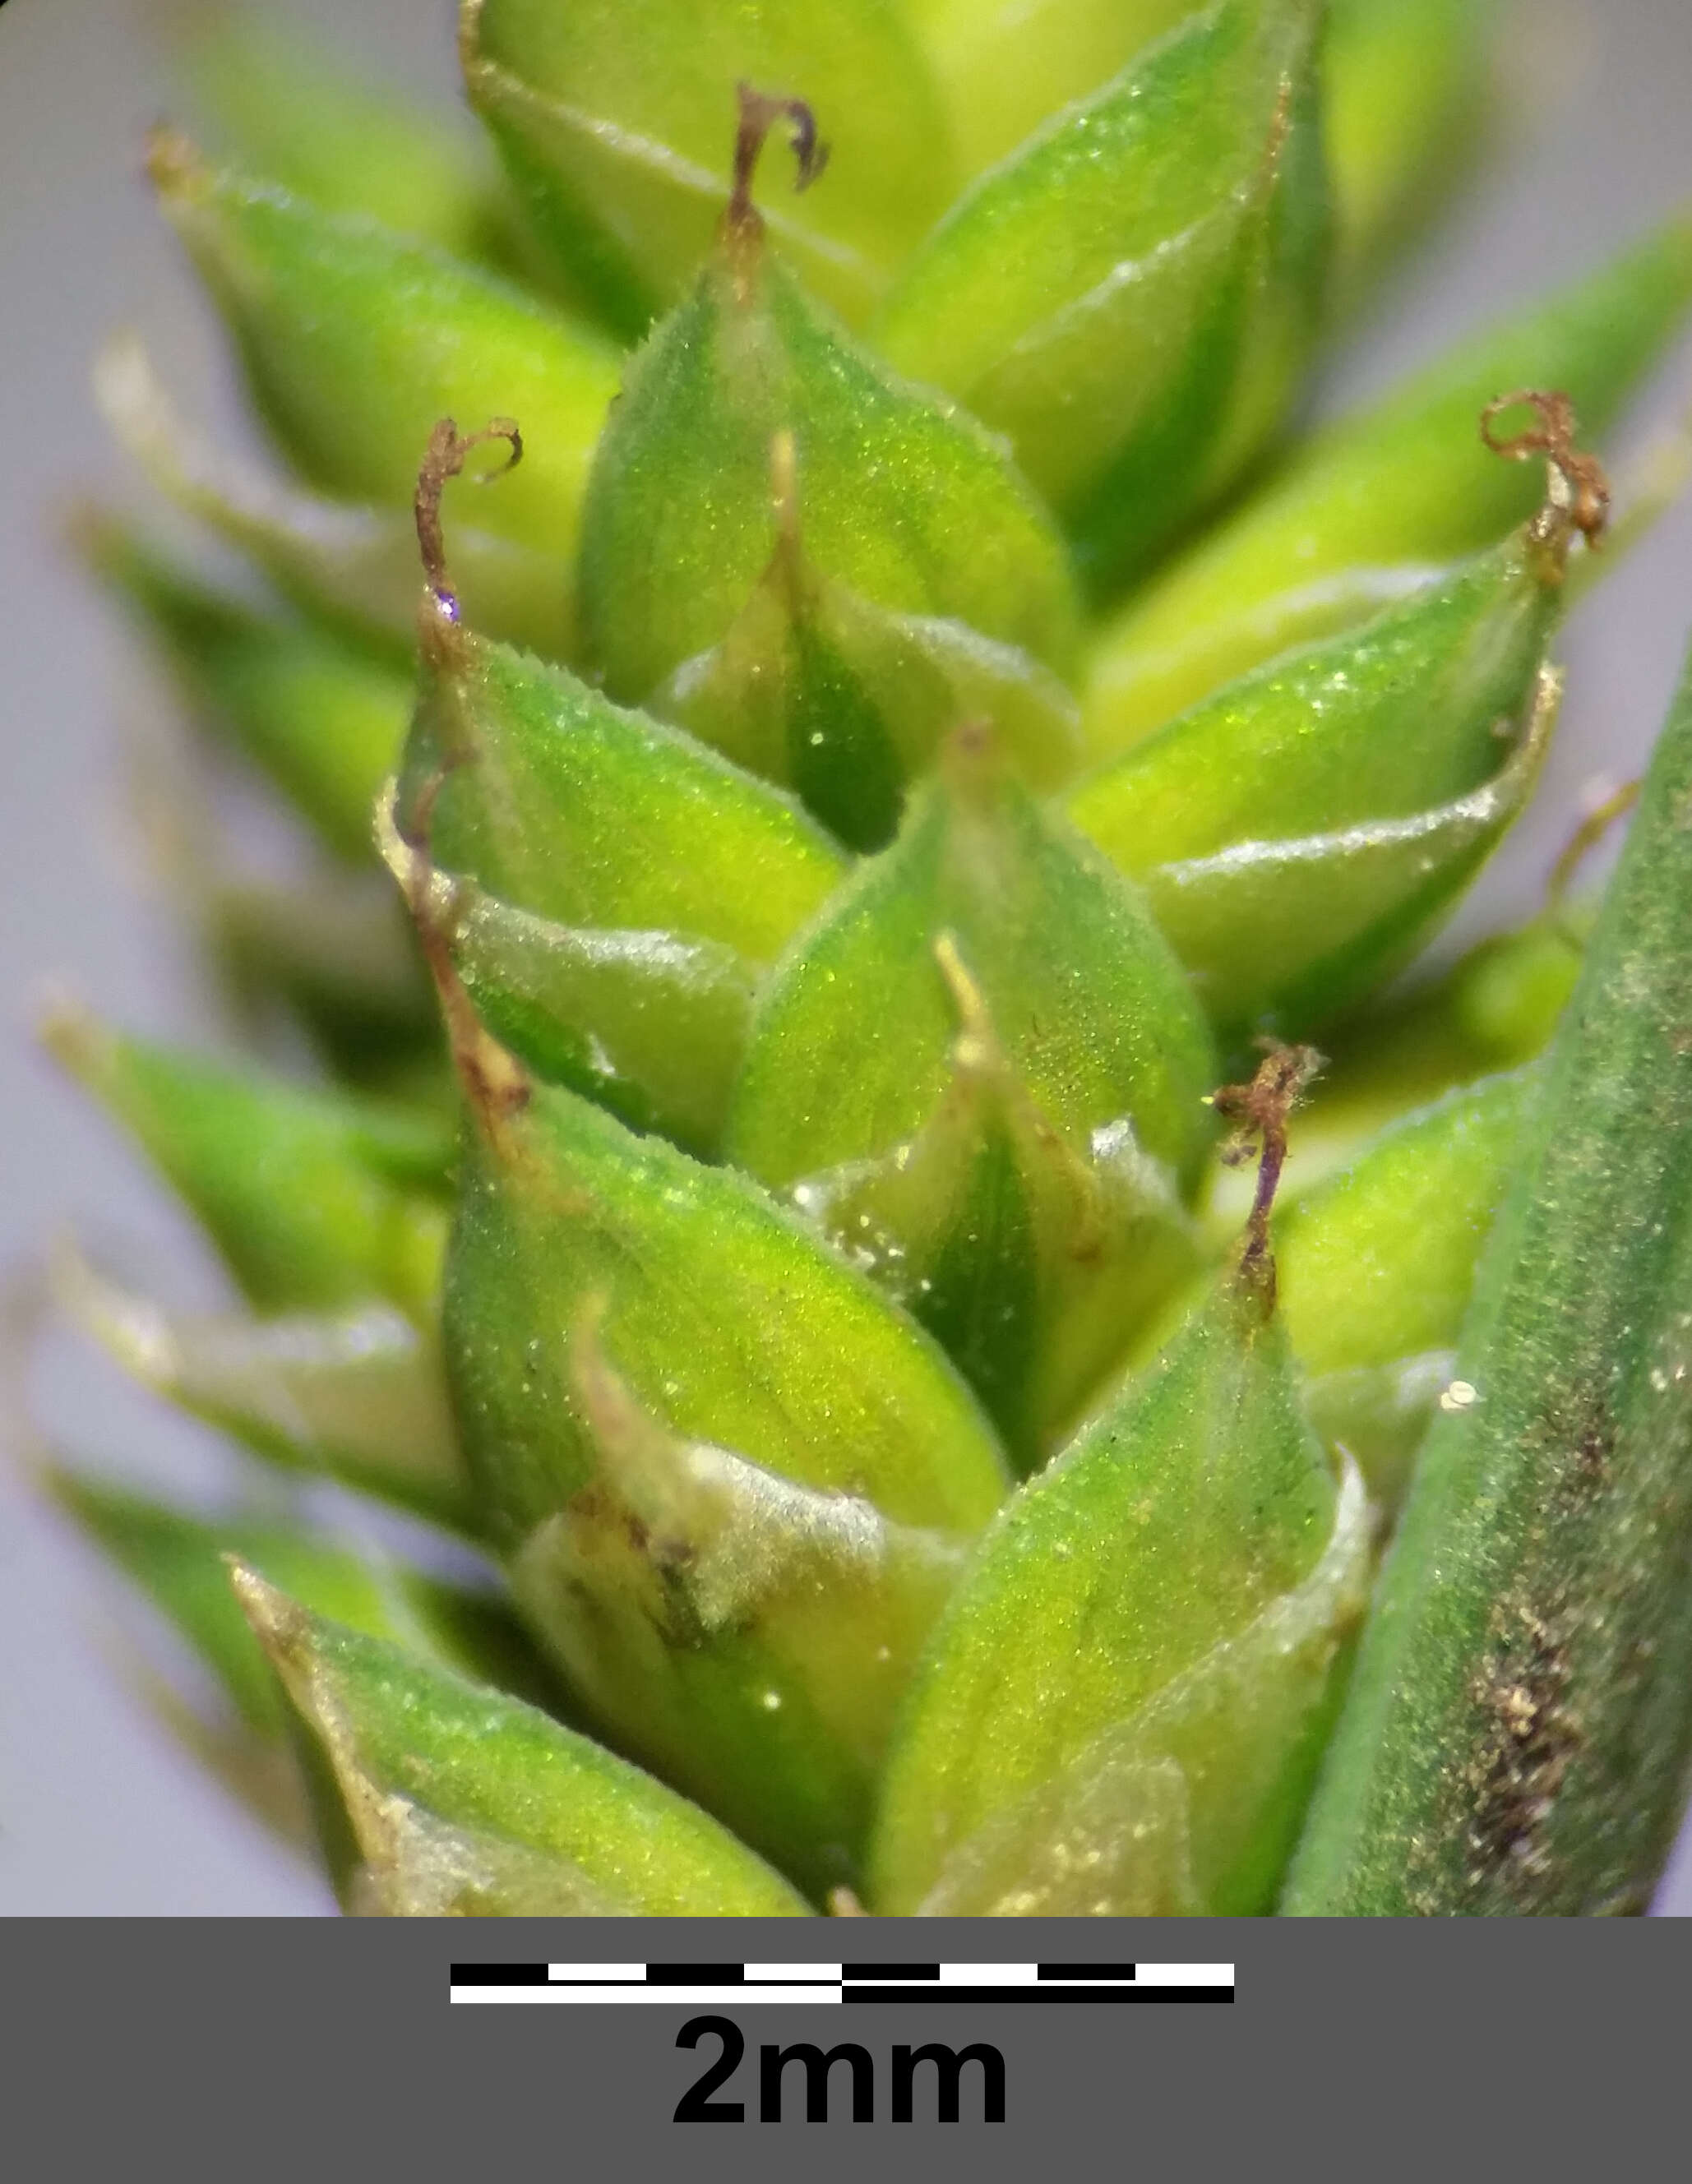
(449, 1961, 1233, 2006)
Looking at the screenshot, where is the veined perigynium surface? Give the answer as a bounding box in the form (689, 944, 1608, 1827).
(39, 0, 1692, 1916)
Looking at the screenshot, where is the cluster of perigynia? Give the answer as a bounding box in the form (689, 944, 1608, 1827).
(40, 1, 1692, 1916)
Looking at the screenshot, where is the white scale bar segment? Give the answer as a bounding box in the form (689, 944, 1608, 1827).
(1134, 1964, 1234, 1987)
(548, 1964, 644, 1983)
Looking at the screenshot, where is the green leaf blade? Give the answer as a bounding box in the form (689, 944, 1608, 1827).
(1285, 640, 1692, 1915)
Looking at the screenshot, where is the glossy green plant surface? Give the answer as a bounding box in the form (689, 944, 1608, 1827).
(424, 877, 759, 1157)
(445, 1055, 1010, 1543)
(400, 616, 846, 960)
(1276, 1069, 1531, 1508)
(151, 136, 620, 556)
(650, 437, 1084, 852)
(1070, 527, 1567, 870)
(512, 1326, 969, 1894)
(93, 332, 580, 663)
(1130, 667, 1561, 1035)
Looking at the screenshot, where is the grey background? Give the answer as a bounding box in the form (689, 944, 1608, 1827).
(2, 0, 1690, 1915)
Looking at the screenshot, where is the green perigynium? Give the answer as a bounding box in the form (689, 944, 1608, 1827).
(878, 0, 1330, 591)
(38, 0, 1692, 1917)
(1083, 210, 1692, 750)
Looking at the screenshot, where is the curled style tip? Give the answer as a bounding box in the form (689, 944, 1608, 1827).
(727, 83, 830, 238)
(414, 415, 523, 619)
(1482, 390, 1611, 573)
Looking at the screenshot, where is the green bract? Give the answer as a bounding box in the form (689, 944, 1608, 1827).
(418, 875, 759, 1157)
(38, 0, 1692, 1919)
(443, 1046, 1008, 1543)
(398, 613, 845, 956)
(51, 1474, 544, 1736)
(179, 12, 519, 271)
(94, 333, 580, 662)
(649, 433, 1084, 852)
(44, 1007, 451, 1320)
(58, 1248, 469, 1531)
(1070, 522, 1570, 871)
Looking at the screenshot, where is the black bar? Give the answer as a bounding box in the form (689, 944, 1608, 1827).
(644, 1964, 745, 1985)
(841, 1963, 941, 1983)
(449, 1964, 548, 1987)
(842, 1985, 1233, 2006)
(1038, 1963, 1137, 1983)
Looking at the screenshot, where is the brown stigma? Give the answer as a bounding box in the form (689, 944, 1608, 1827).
(724, 82, 830, 246)
(414, 415, 523, 623)
(1209, 1041, 1324, 1310)
(377, 779, 530, 1138)
(1481, 390, 1611, 578)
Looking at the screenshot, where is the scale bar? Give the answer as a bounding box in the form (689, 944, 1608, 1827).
(451, 1960, 1234, 2006)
